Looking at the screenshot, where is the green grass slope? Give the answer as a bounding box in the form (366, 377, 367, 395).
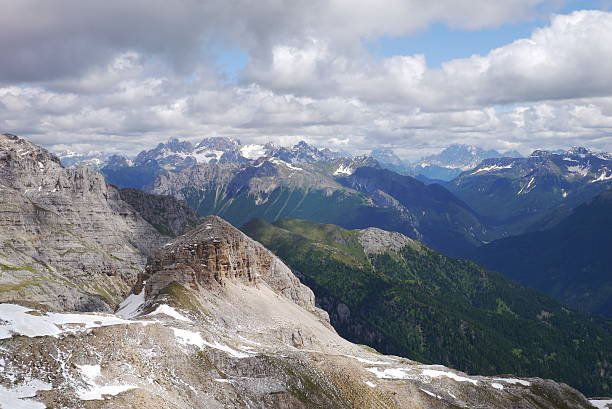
(471, 190, 612, 318)
(243, 218, 612, 397)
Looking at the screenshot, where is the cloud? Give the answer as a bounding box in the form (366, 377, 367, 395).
(0, 0, 557, 83)
(247, 10, 612, 109)
(1, 3, 612, 159)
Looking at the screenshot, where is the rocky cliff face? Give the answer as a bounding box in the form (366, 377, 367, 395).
(0, 133, 171, 311)
(139, 216, 320, 314)
(118, 187, 201, 237)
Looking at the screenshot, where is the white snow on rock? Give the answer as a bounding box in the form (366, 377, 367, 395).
(590, 399, 612, 409)
(202, 340, 252, 358)
(491, 382, 504, 390)
(116, 288, 145, 319)
(146, 305, 191, 322)
(517, 177, 536, 195)
(420, 388, 442, 399)
(333, 164, 354, 176)
(364, 381, 376, 388)
(0, 378, 51, 409)
(171, 328, 251, 358)
(270, 158, 303, 171)
(76, 364, 137, 401)
(192, 149, 224, 163)
(172, 328, 206, 349)
(567, 165, 590, 177)
(345, 355, 391, 365)
(470, 164, 513, 175)
(367, 367, 410, 380)
(421, 369, 478, 385)
(590, 171, 612, 183)
(493, 378, 531, 386)
(240, 144, 266, 160)
(0, 304, 137, 339)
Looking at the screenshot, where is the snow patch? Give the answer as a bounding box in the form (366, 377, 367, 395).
(76, 364, 137, 401)
(202, 340, 252, 358)
(364, 381, 376, 388)
(367, 367, 410, 380)
(172, 328, 206, 349)
(333, 164, 354, 176)
(116, 287, 145, 319)
(470, 164, 513, 175)
(192, 149, 224, 163)
(517, 177, 536, 195)
(240, 144, 266, 160)
(591, 170, 612, 183)
(146, 305, 191, 322)
(567, 165, 590, 177)
(420, 388, 442, 399)
(491, 383, 504, 390)
(493, 378, 530, 386)
(590, 399, 612, 409)
(171, 328, 251, 358)
(422, 369, 478, 385)
(0, 304, 138, 339)
(270, 158, 303, 171)
(0, 378, 52, 409)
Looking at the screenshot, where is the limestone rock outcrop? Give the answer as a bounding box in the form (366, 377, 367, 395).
(140, 216, 319, 313)
(0, 134, 175, 311)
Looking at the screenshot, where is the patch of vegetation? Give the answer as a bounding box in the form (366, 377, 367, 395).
(0, 280, 42, 293)
(495, 298, 518, 317)
(0, 263, 37, 273)
(243, 217, 612, 396)
(159, 282, 204, 313)
(151, 223, 174, 238)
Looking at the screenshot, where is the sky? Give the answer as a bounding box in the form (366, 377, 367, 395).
(1, 0, 612, 160)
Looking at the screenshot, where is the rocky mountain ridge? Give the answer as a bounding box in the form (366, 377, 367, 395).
(410, 144, 523, 181)
(447, 146, 612, 235)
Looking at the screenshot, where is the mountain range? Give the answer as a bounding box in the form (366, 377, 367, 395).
(60, 141, 522, 183)
(94, 137, 493, 256)
(53, 136, 612, 315)
(410, 145, 523, 181)
(447, 147, 612, 235)
(2, 134, 605, 408)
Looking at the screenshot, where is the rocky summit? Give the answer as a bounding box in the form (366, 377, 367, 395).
(138, 216, 318, 313)
(0, 214, 597, 409)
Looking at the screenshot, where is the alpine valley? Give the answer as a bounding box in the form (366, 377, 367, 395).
(0, 133, 610, 409)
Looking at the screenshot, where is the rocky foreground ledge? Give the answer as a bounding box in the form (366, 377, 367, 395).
(0, 216, 599, 409)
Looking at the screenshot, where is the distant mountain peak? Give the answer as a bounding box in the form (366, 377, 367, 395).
(529, 149, 553, 157)
(195, 136, 241, 151)
(567, 146, 591, 155)
(370, 148, 404, 168)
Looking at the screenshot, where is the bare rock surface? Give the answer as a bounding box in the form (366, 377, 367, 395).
(0, 133, 170, 311)
(140, 216, 321, 315)
(358, 227, 422, 255)
(118, 187, 201, 237)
